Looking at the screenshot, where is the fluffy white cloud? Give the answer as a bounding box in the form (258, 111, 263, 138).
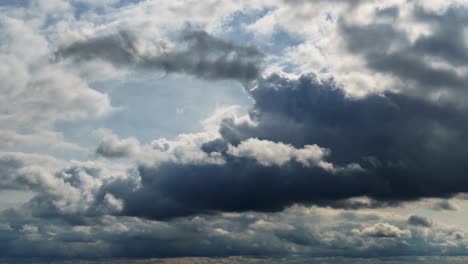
(359, 223, 412, 239)
(227, 138, 331, 168)
(96, 128, 141, 158)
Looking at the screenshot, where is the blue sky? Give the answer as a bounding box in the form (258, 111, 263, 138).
(1, 0, 468, 262)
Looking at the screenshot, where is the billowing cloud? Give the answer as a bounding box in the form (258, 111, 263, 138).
(95, 129, 141, 158)
(337, 4, 468, 104)
(22, 72, 468, 221)
(226, 138, 332, 168)
(217, 73, 468, 202)
(359, 223, 411, 239)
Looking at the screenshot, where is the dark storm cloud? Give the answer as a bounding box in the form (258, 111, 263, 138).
(219, 73, 468, 200)
(51, 6, 468, 223)
(0, 156, 465, 259)
(408, 215, 432, 228)
(56, 30, 263, 82)
(339, 6, 468, 93)
(9, 67, 468, 222)
(77, 71, 467, 220)
(116, 161, 366, 219)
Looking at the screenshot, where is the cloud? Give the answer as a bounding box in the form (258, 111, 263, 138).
(339, 23, 465, 92)
(95, 129, 141, 158)
(337, 4, 468, 103)
(0, 0, 29, 7)
(408, 215, 432, 228)
(34, 72, 467, 221)
(0, 9, 113, 130)
(0, 151, 131, 223)
(227, 138, 332, 169)
(14, 104, 360, 220)
(0, 7, 113, 161)
(3, 0, 468, 260)
(106, 139, 358, 219)
(217, 73, 468, 202)
(0, 203, 465, 259)
(0, 152, 65, 191)
(359, 223, 411, 239)
(56, 29, 264, 82)
(430, 200, 459, 211)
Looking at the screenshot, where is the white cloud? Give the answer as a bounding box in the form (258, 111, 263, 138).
(359, 223, 412, 239)
(227, 138, 330, 168)
(96, 128, 141, 158)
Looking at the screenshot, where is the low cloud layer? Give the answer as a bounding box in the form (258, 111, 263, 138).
(0, 204, 466, 259)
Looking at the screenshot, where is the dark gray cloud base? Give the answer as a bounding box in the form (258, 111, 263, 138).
(27, 73, 467, 221)
(97, 72, 468, 220)
(49, 6, 468, 219)
(56, 30, 263, 82)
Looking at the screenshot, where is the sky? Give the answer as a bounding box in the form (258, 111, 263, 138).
(1, 0, 468, 262)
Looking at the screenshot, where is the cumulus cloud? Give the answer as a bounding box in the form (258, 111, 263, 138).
(95, 129, 141, 158)
(107, 140, 359, 219)
(408, 215, 432, 228)
(0, 15, 113, 130)
(359, 223, 411, 239)
(0, 2, 114, 165)
(8, 104, 360, 220)
(0, 152, 65, 190)
(216, 73, 468, 202)
(227, 138, 332, 169)
(26, 71, 468, 221)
